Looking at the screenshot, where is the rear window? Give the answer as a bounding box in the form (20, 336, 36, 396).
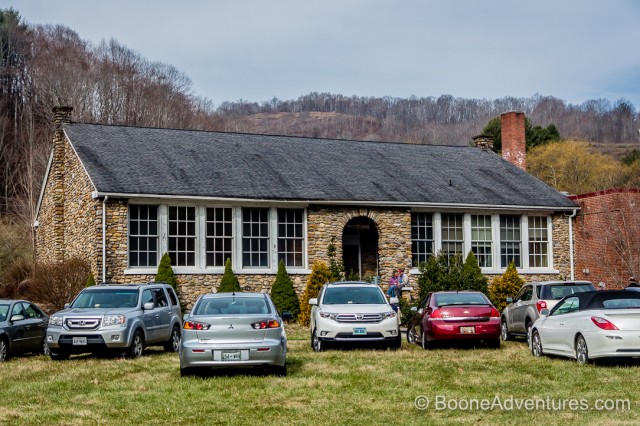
(193, 297, 270, 315)
(71, 289, 139, 308)
(322, 287, 386, 305)
(540, 284, 594, 300)
(602, 298, 640, 309)
(434, 293, 489, 307)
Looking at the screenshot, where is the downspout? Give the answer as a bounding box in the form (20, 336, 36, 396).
(102, 195, 108, 283)
(568, 209, 577, 281)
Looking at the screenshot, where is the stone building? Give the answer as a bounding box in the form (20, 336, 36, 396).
(570, 188, 640, 288)
(35, 108, 579, 306)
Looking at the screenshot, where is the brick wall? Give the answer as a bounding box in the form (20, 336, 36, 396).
(570, 189, 640, 288)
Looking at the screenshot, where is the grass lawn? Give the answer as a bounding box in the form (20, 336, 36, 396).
(1, 324, 639, 425)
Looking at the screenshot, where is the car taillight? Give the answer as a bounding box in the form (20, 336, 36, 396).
(591, 316, 619, 330)
(430, 308, 442, 319)
(183, 320, 211, 330)
(536, 301, 547, 313)
(252, 320, 280, 329)
(490, 307, 500, 318)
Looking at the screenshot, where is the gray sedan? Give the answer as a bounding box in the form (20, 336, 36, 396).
(0, 299, 49, 361)
(179, 292, 290, 376)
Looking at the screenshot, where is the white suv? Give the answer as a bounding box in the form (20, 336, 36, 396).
(309, 281, 400, 351)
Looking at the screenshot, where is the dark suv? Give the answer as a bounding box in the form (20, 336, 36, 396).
(47, 283, 182, 360)
(500, 280, 595, 345)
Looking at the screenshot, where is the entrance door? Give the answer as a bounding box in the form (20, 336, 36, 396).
(342, 217, 379, 280)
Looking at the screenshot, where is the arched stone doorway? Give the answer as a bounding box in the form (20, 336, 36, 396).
(342, 216, 379, 280)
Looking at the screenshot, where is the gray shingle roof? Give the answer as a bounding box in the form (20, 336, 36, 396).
(64, 123, 577, 209)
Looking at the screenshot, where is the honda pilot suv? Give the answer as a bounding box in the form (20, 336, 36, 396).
(309, 281, 401, 351)
(47, 283, 182, 360)
(501, 280, 595, 345)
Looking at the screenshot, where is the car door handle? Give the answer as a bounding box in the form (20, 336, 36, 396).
(559, 322, 565, 326)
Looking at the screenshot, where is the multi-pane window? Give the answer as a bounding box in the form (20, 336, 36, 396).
(471, 215, 493, 267)
(528, 216, 549, 268)
(411, 213, 434, 266)
(500, 215, 521, 268)
(441, 214, 463, 258)
(242, 208, 269, 268)
(129, 205, 158, 267)
(278, 209, 304, 268)
(168, 206, 196, 266)
(206, 207, 233, 267)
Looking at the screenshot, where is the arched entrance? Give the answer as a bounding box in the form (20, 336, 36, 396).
(342, 216, 379, 280)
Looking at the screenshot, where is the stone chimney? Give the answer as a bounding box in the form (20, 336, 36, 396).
(51, 106, 73, 263)
(472, 135, 494, 151)
(501, 111, 526, 170)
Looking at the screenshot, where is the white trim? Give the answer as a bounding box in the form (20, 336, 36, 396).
(33, 150, 54, 225)
(124, 267, 312, 275)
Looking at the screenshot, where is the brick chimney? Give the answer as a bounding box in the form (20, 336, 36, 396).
(501, 111, 526, 170)
(51, 106, 73, 262)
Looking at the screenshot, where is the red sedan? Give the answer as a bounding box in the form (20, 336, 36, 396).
(406, 291, 501, 349)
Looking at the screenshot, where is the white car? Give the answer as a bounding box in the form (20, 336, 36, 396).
(309, 281, 401, 351)
(530, 290, 640, 364)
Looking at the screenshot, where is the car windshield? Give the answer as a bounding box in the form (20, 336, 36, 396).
(540, 284, 594, 300)
(193, 297, 271, 315)
(0, 303, 9, 322)
(322, 287, 386, 305)
(71, 290, 139, 309)
(434, 293, 489, 307)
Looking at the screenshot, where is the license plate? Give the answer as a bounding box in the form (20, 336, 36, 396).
(72, 337, 87, 345)
(221, 350, 241, 361)
(460, 326, 475, 334)
(353, 327, 367, 335)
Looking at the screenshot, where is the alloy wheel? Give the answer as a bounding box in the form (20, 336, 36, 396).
(531, 330, 543, 357)
(576, 335, 590, 365)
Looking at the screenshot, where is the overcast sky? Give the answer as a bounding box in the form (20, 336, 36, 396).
(4, 0, 640, 109)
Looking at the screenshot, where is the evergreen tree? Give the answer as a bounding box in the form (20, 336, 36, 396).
(86, 272, 96, 287)
(298, 261, 332, 326)
(218, 258, 241, 293)
(461, 251, 488, 294)
(155, 252, 177, 291)
(488, 261, 524, 311)
(270, 260, 300, 320)
(327, 236, 344, 281)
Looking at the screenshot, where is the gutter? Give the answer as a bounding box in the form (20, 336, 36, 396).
(567, 209, 578, 280)
(102, 195, 108, 283)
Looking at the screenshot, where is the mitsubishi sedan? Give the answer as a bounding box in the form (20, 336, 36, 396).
(531, 290, 640, 364)
(179, 292, 289, 376)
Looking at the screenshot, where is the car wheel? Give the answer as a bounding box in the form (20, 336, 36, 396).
(525, 320, 533, 348)
(311, 329, 324, 352)
(501, 320, 513, 341)
(164, 326, 181, 352)
(576, 335, 590, 365)
(271, 363, 287, 377)
(530, 330, 543, 357)
(180, 367, 200, 377)
(488, 339, 501, 349)
(0, 339, 8, 362)
(389, 335, 401, 350)
(421, 329, 430, 350)
(407, 326, 417, 345)
(50, 350, 70, 361)
(127, 330, 145, 359)
(40, 339, 50, 356)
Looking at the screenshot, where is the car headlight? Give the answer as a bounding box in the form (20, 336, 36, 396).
(103, 315, 126, 326)
(49, 315, 63, 327)
(319, 312, 337, 321)
(382, 311, 397, 319)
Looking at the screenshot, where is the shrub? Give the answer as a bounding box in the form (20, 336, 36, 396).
(327, 236, 344, 281)
(218, 258, 241, 293)
(488, 261, 524, 311)
(86, 272, 96, 287)
(461, 251, 488, 294)
(155, 252, 177, 291)
(417, 251, 490, 301)
(298, 260, 332, 327)
(26, 258, 90, 312)
(270, 260, 300, 320)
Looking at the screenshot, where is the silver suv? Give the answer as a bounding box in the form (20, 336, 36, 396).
(500, 280, 595, 345)
(309, 281, 401, 351)
(47, 283, 182, 360)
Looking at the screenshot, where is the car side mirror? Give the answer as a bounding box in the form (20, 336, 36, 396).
(389, 297, 399, 305)
(308, 298, 318, 306)
(64, 303, 70, 309)
(540, 309, 549, 317)
(10, 314, 25, 322)
(143, 302, 155, 310)
(281, 311, 293, 320)
(506, 297, 513, 303)
(410, 306, 417, 312)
